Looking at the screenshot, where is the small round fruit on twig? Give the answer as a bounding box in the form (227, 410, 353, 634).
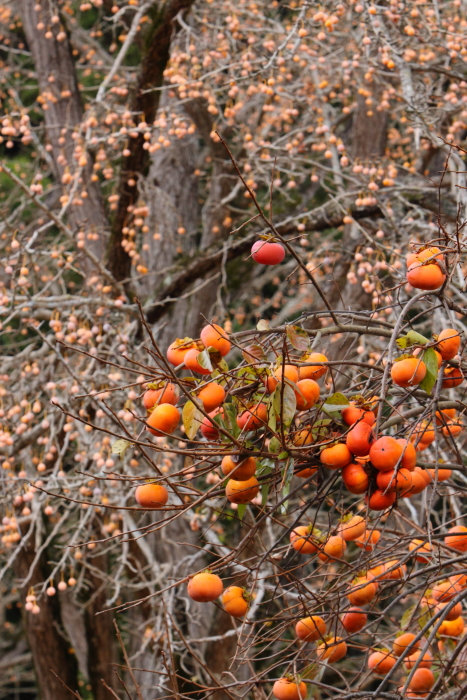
(225, 476, 259, 503)
(135, 483, 169, 509)
(187, 572, 223, 602)
(251, 240, 286, 265)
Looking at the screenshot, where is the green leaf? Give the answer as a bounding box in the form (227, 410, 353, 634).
(396, 336, 410, 350)
(400, 604, 416, 630)
(286, 324, 310, 352)
(278, 451, 289, 460)
(322, 391, 349, 419)
(182, 400, 203, 440)
(111, 439, 131, 458)
(407, 330, 430, 346)
(256, 319, 270, 331)
(280, 458, 294, 514)
(418, 605, 431, 631)
(419, 347, 439, 395)
(222, 403, 240, 438)
(237, 504, 247, 520)
(282, 383, 297, 426)
(217, 358, 229, 372)
(196, 348, 213, 372)
(261, 481, 270, 506)
(269, 436, 281, 454)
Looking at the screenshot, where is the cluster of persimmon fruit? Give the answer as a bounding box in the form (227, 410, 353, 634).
(127, 243, 466, 700)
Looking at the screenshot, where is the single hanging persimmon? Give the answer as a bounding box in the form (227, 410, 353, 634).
(295, 615, 326, 642)
(251, 240, 285, 265)
(143, 383, 178, 409)
(342, 462, 369, 494)
(146, 404, 181, 436)
(341, 607, 367, 634)
(406, 246, 444, 267)
(294, 379, 320, 410)
(272, 678, 307, 700)
(368, 650, 397, 675)
(221, 455, 256, 480)
(187, 571, 223, 602)
(342, 404, 375, 427)
(407, 260, 446, 290)
(320, 443, 352, 469)
(225, 476, 259, 503)
(197, 382, 226, 412)
(222, 586, 249, 617)
(200, 323, 231, 356)
(184, 348, 212, 375)
(290, 525, 320, 554)
(338, 514, 366, 541)
(346, 422, 374, 456)
(167, 338, 197, 366)
(135, 483, 168, 509)
(436, 328, 461, 360)
(298, 352, 328, 380)
(369, 436, 404, 471)
(391, 356, 426, 387)
(236, 403, 268, 430)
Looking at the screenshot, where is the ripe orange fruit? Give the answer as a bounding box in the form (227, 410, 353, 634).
(147, 403, 181, 436)
(135, 483, 168, 509)
(198, 382, 226, 412)
(368, 650, 396, 675)
(316, 637, 347, 663)
(449, 573, 467, 588)
(355, 529, 381, 551)
(342, 462, 369, 494)
(407, 668, 435, 693)
(403, 468, 428, 497)
(442, 420, 463, 438)
(290, 525, 320, 554)
(221, 455, 256, 481)
(435, 601, 463, 622)
(225, 476, 259, 504)
(408, 539, 432, 563)
(393, 632, 421, 657)
(342, 405, 375, 427)
(347, 578, 377, 606)
(294, 464, 318, 478)
(376, 467, 412, 495)
(294, 379, 320, 410)
(406, 246, 444, 268)
(222, 586, 249, 617)
(274, 364, 299, 384)
(346, 422, 374, 456)
(320, 443, 352, 469)
(437, 328, 461, 360)
(436, 408, 457, 424)
(391, 357, 427, 387)
(432, 580, 456, 603)
(187, 572, 223, 602)
(366, 489, 396, 511)
(341, 607, 367, 634)
(442, 367, 464, 388)
(404, 650, 433, 670)
(200, 323, 231, 357)
(185, 348, 213, 375)
(236, 403, 268, 430)
(299, 352, 328, 380)
(445, 525, 467, 552)
(379, 560, 406, 580)
(292, 427, 315, 446)
(318, 535, 346, 561)
(200, 409, 223, 440)
(396, 439, 417, 470)
(407, 262, 446, 290)
(143, 383, 178, 409)
(272, 678, 307, 700)
(438, 616, 464, 637)
(167, 338, 197, 366)
(339, 515, 366, 541)
(295, 615, 326, 642)
(369, 436, 404, 471)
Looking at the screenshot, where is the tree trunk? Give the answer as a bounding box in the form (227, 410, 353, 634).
(14, 528, 79, 700)
(18, 0, 108, 263)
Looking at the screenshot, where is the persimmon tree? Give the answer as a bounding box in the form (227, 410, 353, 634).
(1, 0, 467, 699)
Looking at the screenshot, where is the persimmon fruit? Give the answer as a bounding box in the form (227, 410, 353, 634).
(147, 404, 181, 436)
(135, 483, 169, 509)
(251, 240, 285, 265)
(188, 572, 223, 602)
(200, 323, 231, 356)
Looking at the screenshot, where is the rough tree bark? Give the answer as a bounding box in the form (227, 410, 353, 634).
(14, 526, 79, 700)
(18, 0, 108, 263)
(107, 0, 196, 285)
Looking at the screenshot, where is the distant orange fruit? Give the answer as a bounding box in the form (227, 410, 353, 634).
(299, 352, 328, 380)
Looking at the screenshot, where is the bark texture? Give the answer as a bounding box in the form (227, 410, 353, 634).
(18, 0, 108, 262)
